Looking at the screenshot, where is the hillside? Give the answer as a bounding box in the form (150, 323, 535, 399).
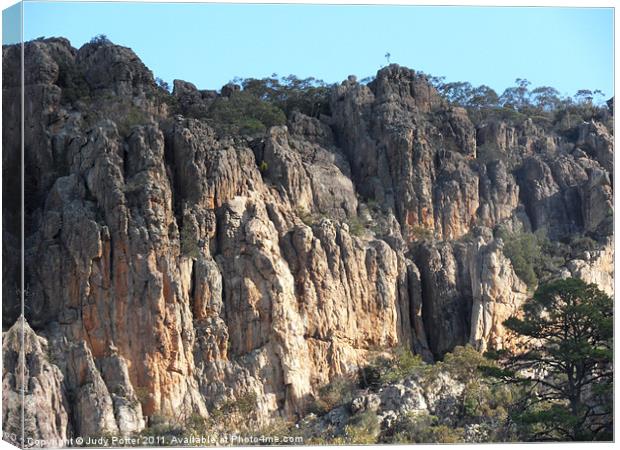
(1, 37, 613, 445)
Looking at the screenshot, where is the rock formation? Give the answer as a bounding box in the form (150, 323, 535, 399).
(2, 38, 613, 444)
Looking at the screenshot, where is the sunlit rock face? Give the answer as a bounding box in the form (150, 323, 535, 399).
(2, 38, 613, 441)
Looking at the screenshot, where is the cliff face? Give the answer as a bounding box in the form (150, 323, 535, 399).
(2, 38, 614, 442)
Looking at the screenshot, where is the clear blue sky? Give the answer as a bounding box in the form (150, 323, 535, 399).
(13, 2, 615, 98)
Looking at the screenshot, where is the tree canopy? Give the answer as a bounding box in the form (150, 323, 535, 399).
(485, 278, 613, 441)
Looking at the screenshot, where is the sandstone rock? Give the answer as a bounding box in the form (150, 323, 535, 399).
(580, 168, 613, 236)
(414, 242, 471, 357)
(330, 63, 483, 240)
(2, 317, 71, 447)
(172, 79, 217, 118)
(577, 120, 613, 175)
(566, 239, 614, 296)
(256, 119, 358, 220)
(2, 37, 613, 440)
(76, 41, 156, 98)
(468, 238, 528, 352)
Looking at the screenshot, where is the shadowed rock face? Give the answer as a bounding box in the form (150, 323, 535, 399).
(2, 38, 613, 441)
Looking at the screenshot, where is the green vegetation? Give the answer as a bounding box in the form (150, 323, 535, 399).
(345, 216, 367, 237)
(309, 375, 357, 415)
(155, 77, 170, 92)
(129, 290, 611, 446)
(179, 221, 200, 258)
(206, 90, 286, 136)
(208, 391, 259, 425)
(382, 413, 464, 444)
(116, 106, 149, 137)
(180, 74, 333, 137)
(428, 76, 611, 132)
(89, 34, 112, 46)
(294, 207, 371, 238)
(496, 228, 543, 289)
(486, 278, 613, 441)
(359, 346, 425, 388)
(295, 206, 319, 227)
(341, 410, 381, 444)
(411, 225, 434, 241)
(238, 74, 333, 118)
(494, 227, 598, 290)
(57, 60, 91, 104)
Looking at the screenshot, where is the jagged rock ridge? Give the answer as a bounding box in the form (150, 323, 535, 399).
(2, 37, 613, 443)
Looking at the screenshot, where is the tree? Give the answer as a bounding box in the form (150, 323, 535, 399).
(500, 78, 532, 111)
(531, 86, 561, 111)
(206, 90, 286, 136)
(486, 278, 613, 441)
(469, 85, 500, 109)
(574, 89, 594, 105)
(155, 77, 170, 92)
(240, 74, 332, 118)
(89, 34, 111, 46)
(438, 81, 474, 106)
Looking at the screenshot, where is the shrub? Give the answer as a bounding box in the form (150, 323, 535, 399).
(359, 347, 425, 388)
(346, 216, 366, 237)
(139, 414, 185, 444)
(495, 228, 543, 290)
(184, 412, 209, 436)
(342, 410, 380, 444)
(179, 221, 200, 258)
(236, 391, 258, 416)
(382, 413, 464, 444)
(365, 198, 379, 212)
(155, 77, 170, 92)
(205, 90, 286, 136)
(434, 345, 491, 383)
(308, 375, 357, 415)
(241, 74, 332, 118)
(116, 106, 149, 137)
(568, 234, 598, 255)
(382, 347, 425, 383)
(205, 391, 259, 432)
(89, 34, 111, 46)
(411, 225, 434, 241)
(56, 60, 91, 104)
(258, 160, 269, 173)
(415, 346, 514, 434)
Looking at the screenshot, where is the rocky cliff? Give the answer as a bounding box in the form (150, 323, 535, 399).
(2, 38, 613, 444)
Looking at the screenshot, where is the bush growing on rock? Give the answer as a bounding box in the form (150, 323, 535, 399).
(495, 228, 543, 289)
(359, 347, 426, 389)
(381, 412, 464, 444)
(116, 106, 149, 137)
(309, 375, 357, 415)
(89, 33, 112, 46)
(411, 225, 434, 241)
(205, 90, 286, 136)
(57, 59, 91, 104)
(345, 216, 367, 237)
(341, 410, 381, 444)
(240, 74, 333, 118)
(179, 221, 200, 258)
